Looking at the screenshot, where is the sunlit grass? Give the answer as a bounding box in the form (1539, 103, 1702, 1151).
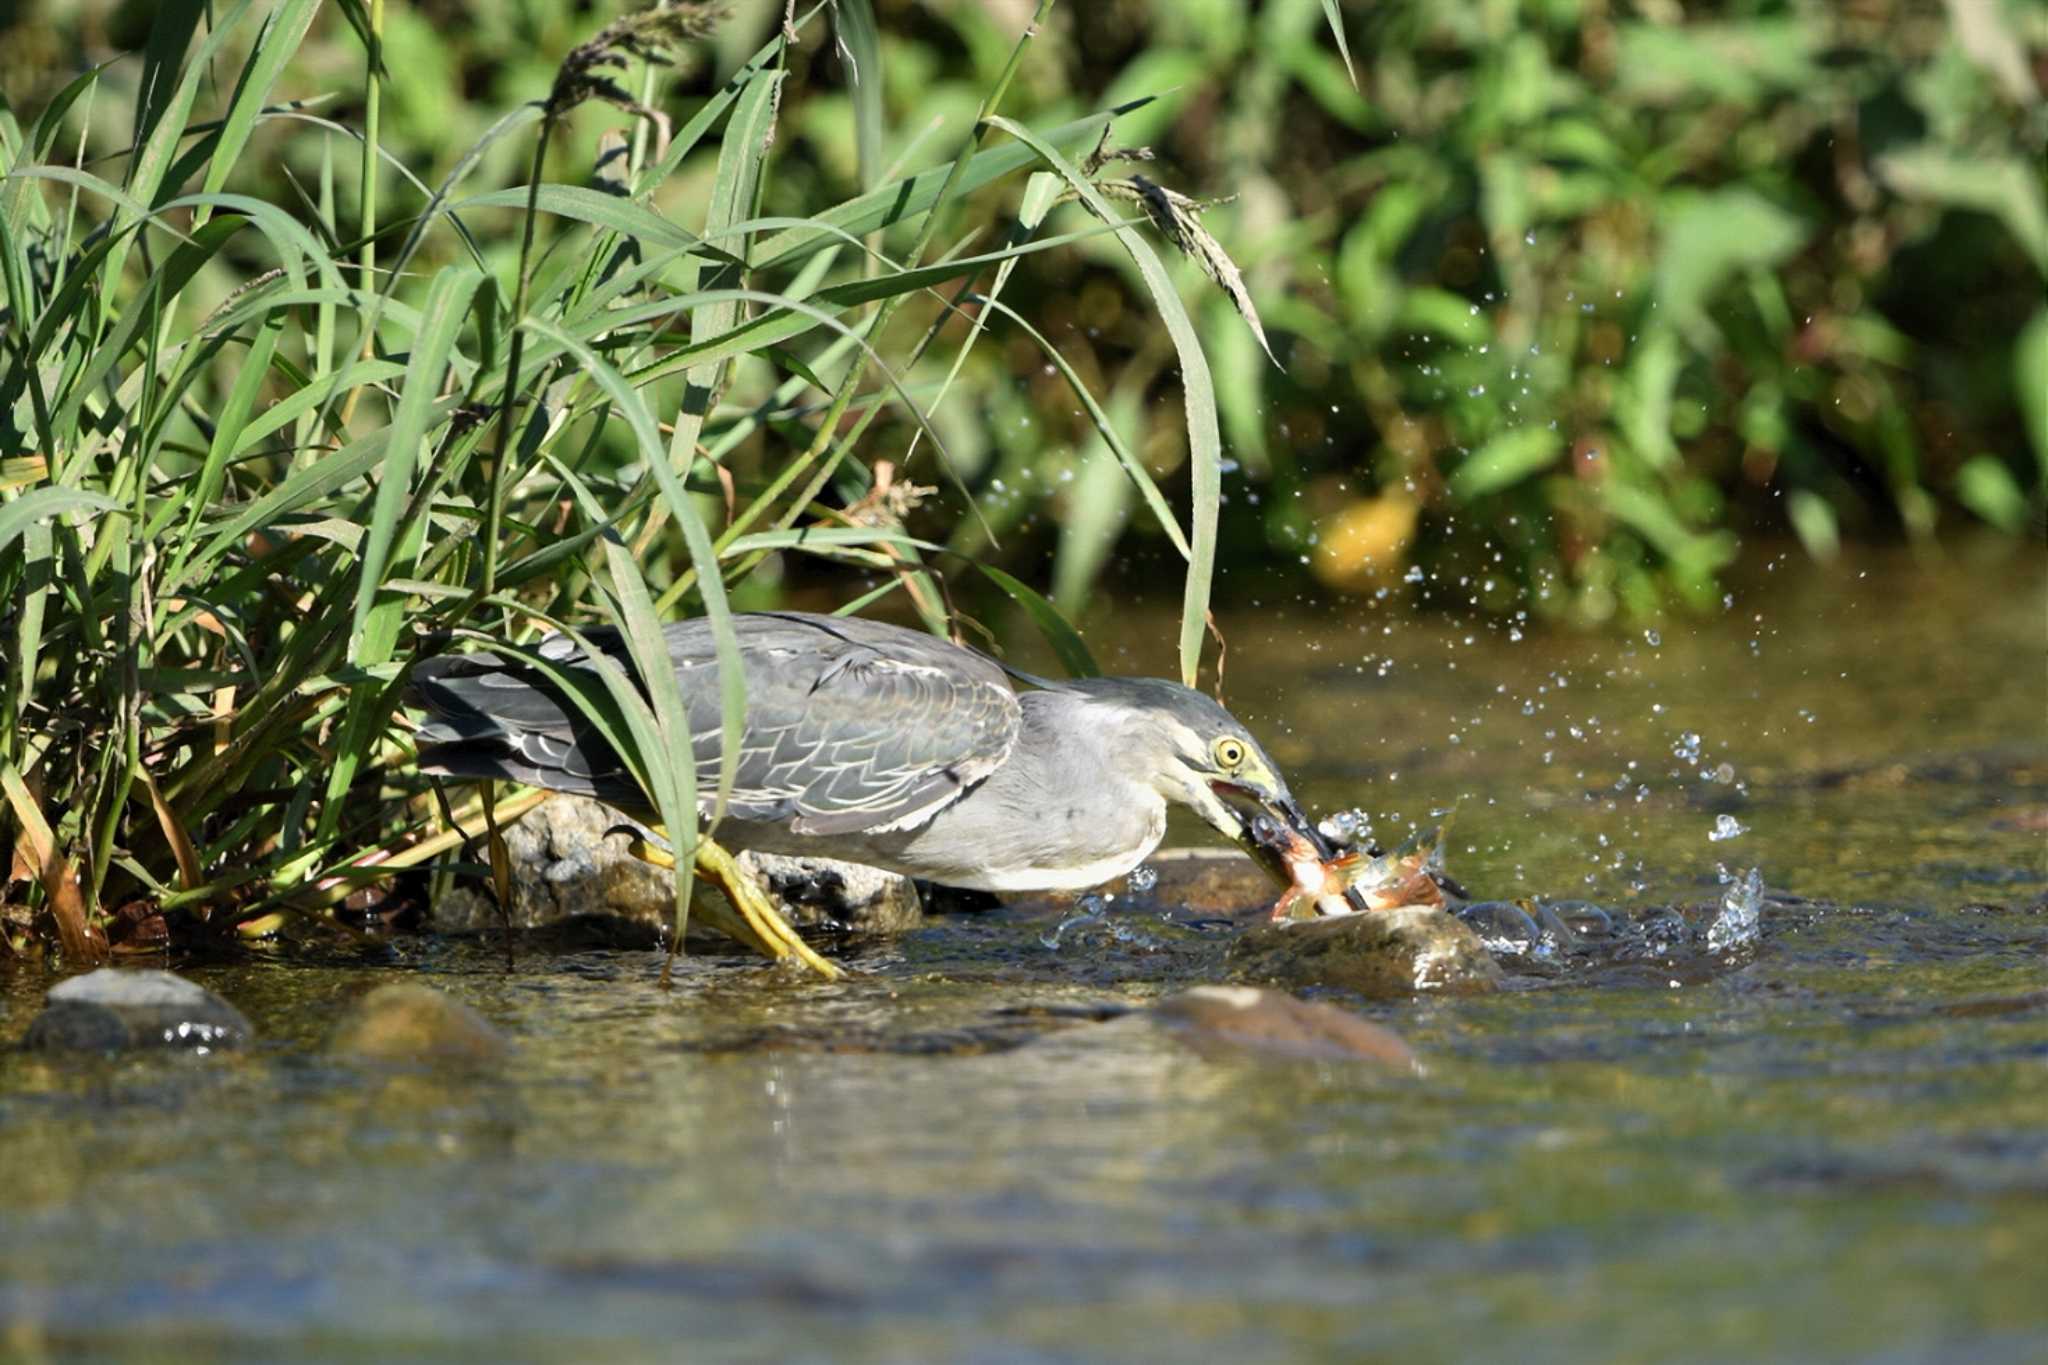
(0, 0, 1276, 961)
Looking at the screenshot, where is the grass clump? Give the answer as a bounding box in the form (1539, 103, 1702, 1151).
(0, 0, 1265, 961)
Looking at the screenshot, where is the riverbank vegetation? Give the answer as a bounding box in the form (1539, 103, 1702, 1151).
(1, 0, 2041, 958)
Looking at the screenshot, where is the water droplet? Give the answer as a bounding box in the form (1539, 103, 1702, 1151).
(1708, 813, 1748, 843)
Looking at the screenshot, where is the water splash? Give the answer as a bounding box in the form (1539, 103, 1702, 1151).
(1458, 901, 1543, 955)
(1040, 895, 1109, 950)
(1316, 809, 1369, 850)
(1039, 895, 1173, 954)
(1706, 867, 1765, 952)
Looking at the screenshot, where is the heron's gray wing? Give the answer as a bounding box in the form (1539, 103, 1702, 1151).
(411, 612, 1021, 834)
(665, 612, 1020, 834)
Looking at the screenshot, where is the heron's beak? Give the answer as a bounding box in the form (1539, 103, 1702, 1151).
(1207, 780, 1333, 866)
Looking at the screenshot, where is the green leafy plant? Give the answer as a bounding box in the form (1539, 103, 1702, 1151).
(758, 0, 2048, 619)
(0, 0, 1274, 964)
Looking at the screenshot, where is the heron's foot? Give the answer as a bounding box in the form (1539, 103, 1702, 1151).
(622, 824, 842, 980)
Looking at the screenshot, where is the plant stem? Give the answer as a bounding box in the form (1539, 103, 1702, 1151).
(338, 0, 385, 430)
(484, 110, 557, 600)
(652, 0, 1056, 616)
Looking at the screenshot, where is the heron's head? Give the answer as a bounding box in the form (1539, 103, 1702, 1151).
(1070, 678, 1327, 866)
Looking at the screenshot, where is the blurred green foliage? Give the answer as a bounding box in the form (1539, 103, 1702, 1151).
(3, 0, 2043, 629)
(943, 0, 2048, 618)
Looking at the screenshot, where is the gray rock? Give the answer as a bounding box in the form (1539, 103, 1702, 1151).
(432, 795, 920, 938)
(736, 852, 922, 934)
(1227, 906, 1501, 999)
(327, 983, 508, 1066)
(20, 968, 251, 1052)
(1149, 986, 1421, 1068)
(432, 795, 667, 932)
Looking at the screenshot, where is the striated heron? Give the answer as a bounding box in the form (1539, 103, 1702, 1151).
(411, 611, 1341, 975)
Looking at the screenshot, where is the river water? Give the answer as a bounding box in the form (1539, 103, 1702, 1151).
(2, 542, 2043, 1362)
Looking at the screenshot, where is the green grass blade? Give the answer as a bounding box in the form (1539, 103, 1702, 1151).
(1319, 0, 1359, 87)
(664, 55, 784, 487)
(525, 317, 746, 827)
(169, 311, 282, 555)
(4, 522, 53, 759)
(536, 286, 963, 473)
(230, 356, 407, 457)
(837, 0, 884, 192)
(455, 184, 737, 264)
(168, 418, 443, 595)
(971, 292, 1189, 559)
(133, 0, 205, 154)
(970, 562, 1099, 679)
(0, 488, 123, 555)
(107, 0, 259, 286)
(347, 265, 483, 658)
(632, 9, 820, 197)
(196, 0, 321, 222)
(713, 523, 1099, 677)
(1052, 386, 1140, 609)
(750, 102, 1152, 274)
(552, 465, 703, 930)
(983, 115, 1222, 687)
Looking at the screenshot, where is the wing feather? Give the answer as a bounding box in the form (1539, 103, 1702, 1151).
(410, 611, 1021, 834)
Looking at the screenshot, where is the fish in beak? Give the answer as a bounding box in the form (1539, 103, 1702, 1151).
(1206, 780, 1374, 915)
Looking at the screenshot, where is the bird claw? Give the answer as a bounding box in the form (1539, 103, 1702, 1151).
(618, 824, 843, 980)
(606, 819, 678, 868)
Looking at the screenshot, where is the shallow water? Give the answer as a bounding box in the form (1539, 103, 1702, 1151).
(3, 543, 2044, 1362)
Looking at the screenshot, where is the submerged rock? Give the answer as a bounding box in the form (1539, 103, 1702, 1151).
(432, 794, 920, 937)
(1226, 906, 1501, 998)
(327, 983, 508, 1066)
(1149, 986, 1421, 1068)
(20, 968, 251, 1052)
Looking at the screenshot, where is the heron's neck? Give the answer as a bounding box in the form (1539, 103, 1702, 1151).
(1005, 687, 1152, 795)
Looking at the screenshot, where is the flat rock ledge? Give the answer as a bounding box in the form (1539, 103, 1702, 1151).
(1227, 906, 1501, 999)
(433, 795, 921, 938)
(20, 968, 251, 1052)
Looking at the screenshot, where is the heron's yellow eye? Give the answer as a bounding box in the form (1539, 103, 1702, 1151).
(1213, 737, 1247, 769)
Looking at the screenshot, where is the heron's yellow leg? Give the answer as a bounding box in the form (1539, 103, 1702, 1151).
(627, 828, 842, 980)
(696, 840, 842, 979)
